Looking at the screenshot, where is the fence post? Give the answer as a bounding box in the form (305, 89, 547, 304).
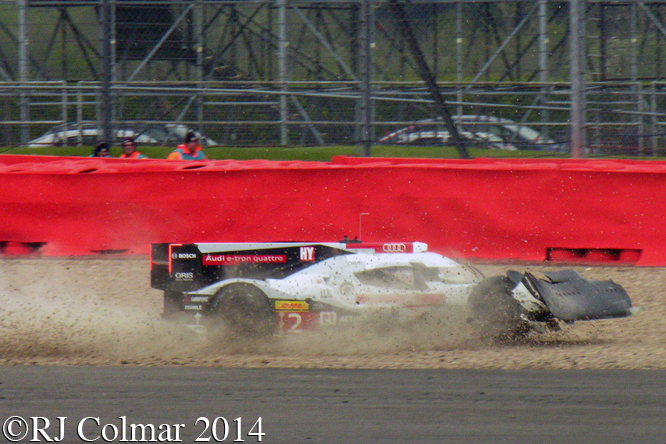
(196, 0, 204, 137)
(632, 4, 642, 156)
(100, 0, 113, 145)
(651, 83, 658, 156)
(638, 82, 644, 156)
(456, 1, 463, 117)
(18, 0, 29, 145)
(570, 0, 585, 158)
(278, 0, 289, 146)
(77, 82, 83, 146)
(61, 81, 67, 127)
(359, 0, 373, 156)
(539, 0, 550, 141)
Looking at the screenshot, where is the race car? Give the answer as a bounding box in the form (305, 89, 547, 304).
(150, 241, 636, 339)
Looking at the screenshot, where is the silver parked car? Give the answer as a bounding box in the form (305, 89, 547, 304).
(379, 115, 565, 151)
(26, 122, 217, 148)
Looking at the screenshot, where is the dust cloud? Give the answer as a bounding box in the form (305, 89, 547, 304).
(0, 258, 664, 369)
(0, 257, 480, 364)
(0, 259, 205, 365)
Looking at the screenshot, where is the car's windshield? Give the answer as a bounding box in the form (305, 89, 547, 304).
(502, 124, 543, 142)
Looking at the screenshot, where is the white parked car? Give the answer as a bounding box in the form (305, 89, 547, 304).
(379, 115, 564, 151)
(151, 241, 635, 339)
(26, 122, 217, 147)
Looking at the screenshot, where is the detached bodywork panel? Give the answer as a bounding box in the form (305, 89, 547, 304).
(529, 271, 632, 322)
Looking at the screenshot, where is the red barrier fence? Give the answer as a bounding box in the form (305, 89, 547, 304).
(1, 154, 665, 265)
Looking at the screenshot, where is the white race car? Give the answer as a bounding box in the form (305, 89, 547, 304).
(151, 241, 635, 339)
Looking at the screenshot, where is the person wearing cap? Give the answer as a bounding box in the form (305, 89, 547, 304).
(119, 136, 147, 159)
(90, 142, 110, 157)
(167, 132, 207, 160)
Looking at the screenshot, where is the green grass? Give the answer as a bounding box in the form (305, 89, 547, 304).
(4, 144, 567, 161)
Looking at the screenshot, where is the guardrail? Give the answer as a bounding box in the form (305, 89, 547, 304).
(1, 154, 665, 265)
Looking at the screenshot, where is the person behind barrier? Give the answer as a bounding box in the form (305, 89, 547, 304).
(91, 142, 110, 157)
(167, 132, 207, 160)
(119, 136, 147, 159)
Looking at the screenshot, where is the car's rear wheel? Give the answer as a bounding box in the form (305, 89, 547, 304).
(468, 275, 528, 341)
(208, 285, 275, 338)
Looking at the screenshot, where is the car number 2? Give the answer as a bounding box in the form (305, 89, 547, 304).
(277, 311, 319, 333)
(287, 313, 303, 333)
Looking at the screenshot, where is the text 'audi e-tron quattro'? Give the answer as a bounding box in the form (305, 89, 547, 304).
(150, 241, 637, 339)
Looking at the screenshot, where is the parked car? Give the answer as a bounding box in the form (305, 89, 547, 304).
(379, 115, 565, 151)
(26, 122, 217, 148)
(379, 126, 516, 150)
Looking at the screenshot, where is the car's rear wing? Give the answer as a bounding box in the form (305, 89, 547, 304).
(150, 241, 427, 292)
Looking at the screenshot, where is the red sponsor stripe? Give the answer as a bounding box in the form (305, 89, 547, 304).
(203, 254, 287, 266)
(355, 293, 445, 306)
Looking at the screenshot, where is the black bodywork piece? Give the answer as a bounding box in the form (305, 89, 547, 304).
(524, 270, 633, 322)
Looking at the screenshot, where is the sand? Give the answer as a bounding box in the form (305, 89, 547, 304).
(0, 258, 663, 369)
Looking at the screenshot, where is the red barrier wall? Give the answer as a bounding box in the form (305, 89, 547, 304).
(1, 154, 666, 265)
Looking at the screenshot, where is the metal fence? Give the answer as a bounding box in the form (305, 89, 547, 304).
(3, 80, 666, 155)
(2, 1, 666, 156)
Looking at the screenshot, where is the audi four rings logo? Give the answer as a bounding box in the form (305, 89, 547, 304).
(382, 243, 406, 252)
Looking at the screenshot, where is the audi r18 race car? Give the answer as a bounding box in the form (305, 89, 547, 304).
(150, 241, 635, 339)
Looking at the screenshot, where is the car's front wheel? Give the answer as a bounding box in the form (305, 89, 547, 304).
(208, 285, 275, 338)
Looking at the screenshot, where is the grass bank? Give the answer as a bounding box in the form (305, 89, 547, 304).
(4, 145, 564, 161)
